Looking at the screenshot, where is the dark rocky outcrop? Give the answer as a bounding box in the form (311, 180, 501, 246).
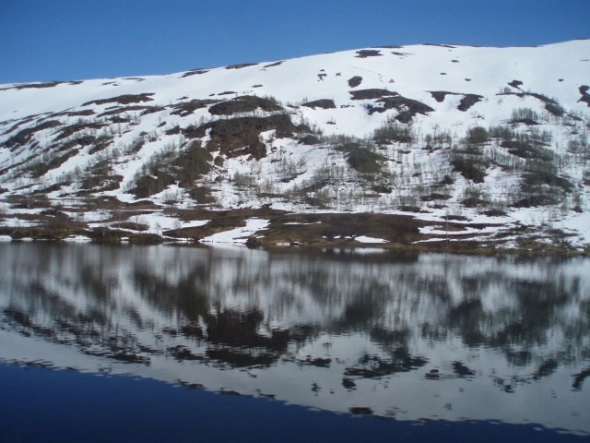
(301, 99, 336, 109)
(209, 95, 283, 116)
(429, 91, 483, 111)
(348, 76, 363, 88)
(497, 91, 566, 117)
(82, 93, 155, 107)
(225, 63, 258, 70)
(203, 113, 296, 160)
(508, 80, 523, 89)
(349, 89, 396, 100)
(355, 50, 382, 58)
(181, 69, 209, 78)
(578, 85, 590, 107)
(4, 120, 62, 148)
(170, 99, 218, 117)
(366, 96, 434, 123)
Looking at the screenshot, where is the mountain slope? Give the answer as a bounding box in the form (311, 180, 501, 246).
(1, 40, 589, 251)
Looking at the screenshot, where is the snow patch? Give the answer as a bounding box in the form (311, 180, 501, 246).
(200, 218, 269, 244)
(354, 235, 389, 244)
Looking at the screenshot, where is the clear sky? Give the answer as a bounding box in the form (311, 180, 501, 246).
(1, 0, 588, 83)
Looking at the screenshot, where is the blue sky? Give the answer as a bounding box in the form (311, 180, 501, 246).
(1, 0, 588, 83)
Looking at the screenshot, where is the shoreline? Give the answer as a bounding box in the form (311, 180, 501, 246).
(1, 208, 587, 257)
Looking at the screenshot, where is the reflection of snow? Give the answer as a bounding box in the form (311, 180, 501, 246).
(63, 235, 92, 242)
(0, 245, 589, 433)
(329, 247, 386, 255)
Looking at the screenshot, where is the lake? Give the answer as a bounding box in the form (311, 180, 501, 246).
(0, 243, 589, 442)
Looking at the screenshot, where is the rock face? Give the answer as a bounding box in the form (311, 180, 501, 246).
(301, 99, 336, 109)
(1, 40, 590, 251)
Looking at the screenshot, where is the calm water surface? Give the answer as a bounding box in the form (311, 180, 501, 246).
(0, 243, 589, 441)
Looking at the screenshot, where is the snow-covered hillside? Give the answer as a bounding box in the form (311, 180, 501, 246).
(1, 40, 589, 251)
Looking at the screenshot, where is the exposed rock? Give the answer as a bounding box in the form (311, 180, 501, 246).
(181, 69, 209, 78)
(170, 99, 218, 117)
(203, 113, 296, 160)
(350, 407, 373, 415)
(209, 95, 283, 116)
(298, 135, 322, 145)
(348, 76, 363, 88)
(368, 96, 434, 123)
(4, 120, 62, 148)
(301, 99, 336, 109)
(355, 49, 382, 58)
(349, 89, 396, 100)
(263, 61, 284, 68)
(82, 93, 155, 106)
(578, 85, 590, 106)
(226, 63, 258, 70)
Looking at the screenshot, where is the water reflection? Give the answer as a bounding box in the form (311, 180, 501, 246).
(0, 243, 589, 434)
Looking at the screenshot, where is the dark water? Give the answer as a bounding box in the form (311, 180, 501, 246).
(0, 242, 589, 442)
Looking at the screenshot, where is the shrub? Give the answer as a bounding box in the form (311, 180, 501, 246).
(424, 131, 452, 147)
(373, 123, 413, 144)
(522, 166, 572, 193)
(335, 143, 386, 174)
(450, 150, 488, 183)
(489, 125, 518, 140)
(188, 186, 215, 204)
(466, 126, 489, 145)
(501, 140, 554, 161)
(175, 141, 212, 187)
(461, 186, 490, 207)
(511, 107, 539, 123)
(131, 141, 212, 198)
(233, 171, 253, 189)
(567, 134, 589, 155)
(451, 157, 486, 183)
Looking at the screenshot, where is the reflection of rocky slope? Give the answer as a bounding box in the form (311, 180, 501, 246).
(1, 244, 589, 369)
(1, 243, 589, 430)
